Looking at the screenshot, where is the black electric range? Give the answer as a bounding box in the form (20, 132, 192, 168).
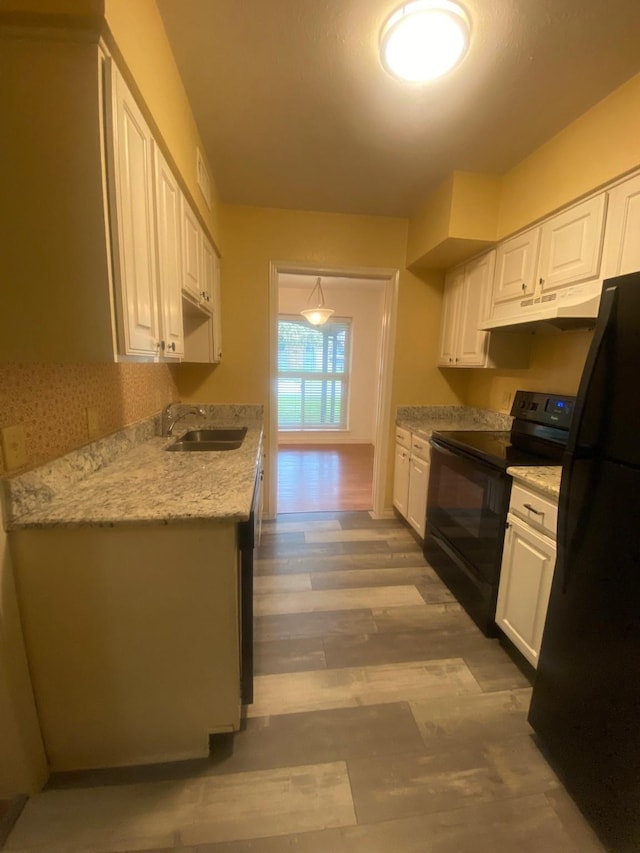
(424, 390, 575, 635)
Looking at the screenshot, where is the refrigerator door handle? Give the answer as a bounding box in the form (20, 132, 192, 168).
(566, 283, 617, 455)
(558, 283, 617, 591)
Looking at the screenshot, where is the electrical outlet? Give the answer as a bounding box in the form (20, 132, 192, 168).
(86, 407, 100, 440)
(1, 423, 28, 470)
(501, 391, 512, 411)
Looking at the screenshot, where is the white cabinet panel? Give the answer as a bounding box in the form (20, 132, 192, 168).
(493, 227, 541, 305)
(202, 236, 222, 362)
(181, 196, 202, 302)
(438, 253, 495, 368)
(153, 145, 184, 359)
(407, 455, 429, 538)
(457, 252, 493, 366)
(538, 194, 607, 293)
(602, 173, 640, 278)
(437, 267, 463, 366)
(496, 514, 556, 668)
(393, 443, 410, 518)
(109, 65, 159, 357)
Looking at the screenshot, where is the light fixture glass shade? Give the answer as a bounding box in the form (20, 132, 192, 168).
(300, 278, 335, 326)
(380, 1, 470, 83)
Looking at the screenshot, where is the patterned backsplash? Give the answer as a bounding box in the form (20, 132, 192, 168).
(0, 364, 179, 477)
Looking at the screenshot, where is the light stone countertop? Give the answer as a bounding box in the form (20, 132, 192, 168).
(507, 466, 562, 500)
(396, 405, 513, 441)
(2, 405, 264, 530)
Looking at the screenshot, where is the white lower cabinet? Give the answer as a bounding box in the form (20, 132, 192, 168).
(407, 452, 429, 538)
(496, 484, 558, 668)
(393, 428, 430, 539)
(393, 428, 411, 518)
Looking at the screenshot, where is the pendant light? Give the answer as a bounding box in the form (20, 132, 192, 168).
(300, 277, 334, 326)
(380, 1, 470, 83)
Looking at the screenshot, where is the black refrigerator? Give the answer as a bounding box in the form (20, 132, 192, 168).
(528, 272, 640, 853)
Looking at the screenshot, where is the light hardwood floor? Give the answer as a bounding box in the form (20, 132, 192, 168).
(277, 444, 374, 512)
(4, 513, 607, 853)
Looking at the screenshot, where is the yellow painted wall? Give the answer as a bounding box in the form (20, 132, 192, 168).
(406, 176, 454, 266)
(498, 71, 640, 239)
(104, 0, 221, 245)
(175, 205, 469, 505)
(465, 331, 592, 412)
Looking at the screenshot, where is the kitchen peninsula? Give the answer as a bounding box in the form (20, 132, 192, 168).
(1, 406, 263, 773)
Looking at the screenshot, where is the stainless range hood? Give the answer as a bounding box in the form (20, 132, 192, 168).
(481, 281, 602, 334)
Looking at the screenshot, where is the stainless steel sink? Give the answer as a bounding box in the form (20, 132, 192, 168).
(166, 426, 247, 452)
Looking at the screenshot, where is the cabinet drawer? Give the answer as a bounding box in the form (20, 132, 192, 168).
(395, 426, 411, 450)
(410, 434, 430, 461)
(509, 483, 558, 538)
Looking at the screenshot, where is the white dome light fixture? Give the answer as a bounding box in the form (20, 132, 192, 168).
(380, 0, 470, 83)
(300, 277, 335, 326)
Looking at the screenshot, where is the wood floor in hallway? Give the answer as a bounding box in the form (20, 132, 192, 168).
(4, 513, 607, 853)
(277, 444, 374, 513)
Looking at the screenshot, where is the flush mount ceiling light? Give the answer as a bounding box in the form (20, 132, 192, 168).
(300, 277, 335, 326)
(380, 0, 470, 83)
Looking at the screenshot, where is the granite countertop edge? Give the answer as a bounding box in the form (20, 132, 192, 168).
(507, 466, 562, 500)
(396, 405, 513, 440)
(2, 405, 264, 531)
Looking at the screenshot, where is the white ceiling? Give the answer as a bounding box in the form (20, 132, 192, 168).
(157, 0, 640, 217)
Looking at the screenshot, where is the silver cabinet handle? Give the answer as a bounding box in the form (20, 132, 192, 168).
(523, 502, 543, 515)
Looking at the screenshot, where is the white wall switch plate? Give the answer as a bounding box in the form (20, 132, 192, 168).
(1, 423, 28, 470)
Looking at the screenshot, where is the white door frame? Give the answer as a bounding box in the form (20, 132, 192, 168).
(267, 260, 399, 519)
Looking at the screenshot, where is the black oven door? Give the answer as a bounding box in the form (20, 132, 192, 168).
(425, 438, 511, 633)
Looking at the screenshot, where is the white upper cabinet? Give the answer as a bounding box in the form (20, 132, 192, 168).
(438, 267, 464, 366)
(438, 257, 491, 368)
(108, 62, 160, 358)
(601, 173, 640, 279)
(437, 250, 529, 368)
(456, 251, 494, 367)
(180, 195, 203, 303)
(153, 145, 184, 359)
(202, 236, 223, 361)
(493, 227, 541, 305)
(537, 193, 607, 293)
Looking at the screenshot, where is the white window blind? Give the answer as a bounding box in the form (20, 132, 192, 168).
(278, 315, 351, 430)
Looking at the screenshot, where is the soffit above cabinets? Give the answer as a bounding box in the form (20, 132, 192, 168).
(157, 0, 640, 217)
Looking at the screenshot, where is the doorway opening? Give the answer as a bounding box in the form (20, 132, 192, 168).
(268, 263, 399, 518)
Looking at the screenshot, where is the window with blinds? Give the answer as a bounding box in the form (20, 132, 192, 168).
(277, 315, 351, 430)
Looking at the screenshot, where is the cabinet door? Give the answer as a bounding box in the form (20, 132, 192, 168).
(492, 227, 541, 305)
(181, 195, 202, 301)
(393, 444, 410, 519)
(109, 65, 160, 357)
(211, 251, 223, 362)
(200, 236, 215, 314)
(601, 173, 640, 279)
(153, 145, 184, 359)
(537, 194, 607, 293)
(496, 514, 557, 668)
(456, 251, 495, 367)
(407, 455, 429, 539)
(437, 267, 463, 366)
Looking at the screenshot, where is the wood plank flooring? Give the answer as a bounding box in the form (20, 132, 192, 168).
(277, 444, 374, 512)
(4, 513, 607, 853)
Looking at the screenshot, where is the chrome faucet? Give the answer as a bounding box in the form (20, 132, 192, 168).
(162, 403, 206, 437)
